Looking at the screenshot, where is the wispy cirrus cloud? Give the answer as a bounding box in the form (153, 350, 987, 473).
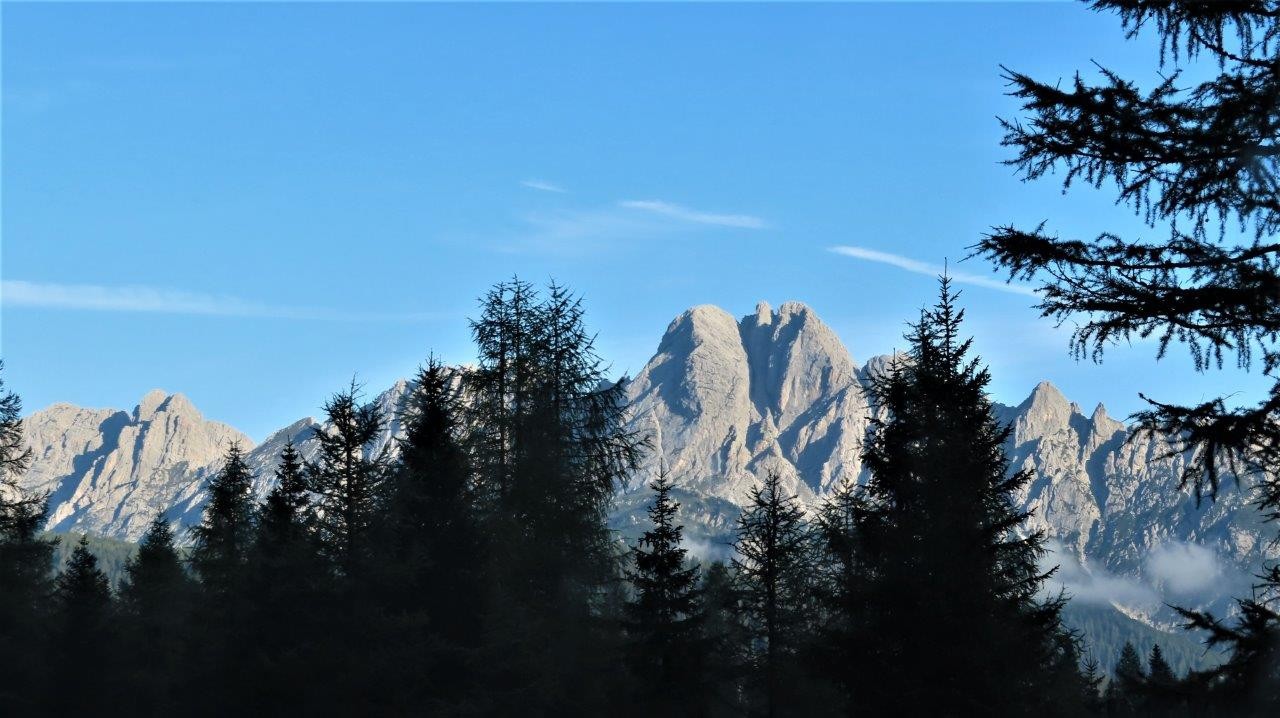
(828, 245, 1037, 297)
(493, 197, 771, 254)
(619, 200, 769, 229)
(520, 179, 568, 193)
(1, 280, 443, 322)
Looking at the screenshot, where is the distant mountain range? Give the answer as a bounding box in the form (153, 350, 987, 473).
(20, 300, 1275, 670)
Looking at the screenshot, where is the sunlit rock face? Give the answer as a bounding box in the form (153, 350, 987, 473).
(622, 301, 872, 508)
(22, 390, 250, 541)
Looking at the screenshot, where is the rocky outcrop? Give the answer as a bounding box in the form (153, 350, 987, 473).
(623, 301, 872, 506)
(21, 390, 250, 540)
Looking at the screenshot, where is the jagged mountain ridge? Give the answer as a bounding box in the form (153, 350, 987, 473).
(622, 301, 872, 507)
(19, 301, 1276, 626)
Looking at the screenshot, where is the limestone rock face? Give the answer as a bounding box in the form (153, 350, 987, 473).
(997, 384, 1271, 621)
(21, 391, 250, 541)
(623, 301, 871, 505)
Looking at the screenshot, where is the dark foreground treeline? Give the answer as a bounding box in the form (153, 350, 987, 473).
(0, 277, 1262, 717)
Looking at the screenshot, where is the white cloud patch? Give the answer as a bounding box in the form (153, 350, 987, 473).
(1039, 539, 1236, 613)
(828, 245, 1038, 297)
(1146, 541, 1223, 596)
(1041, 540, 1161, 609)
(619, 200, 769, 229)
(682, 535, 734, 564)
(2, 280, 442, 322)
(520, 179, 568, 193)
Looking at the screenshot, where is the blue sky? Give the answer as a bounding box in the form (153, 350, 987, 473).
(3, 1, 1270, 441)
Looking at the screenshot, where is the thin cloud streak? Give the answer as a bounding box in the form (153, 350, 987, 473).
(619, 200, 769, 229)
(2, 280, 444, 322)
(828, 246, 1037, 297)
(520, 179, 568, 193)
(493, 197, 771, 254)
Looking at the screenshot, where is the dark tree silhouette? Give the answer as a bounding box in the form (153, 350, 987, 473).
(1142, 642, 1183, 713)
(623, 472, 707, 714)
(699, 561, 750, 718)
(190, 443, 256, 594)
(1082, 655, 1106, 714)
(376, 358, 485, 711)
(849, 278, 1084, 716)
(465, 278, 641, 714)
(732, 470, 815, 718)
(0, 364, 56, 714)
(187, 442, 257, 715)
(244, 441, 325, 712)
(255, 442, 312, 559)
(50, 535, 116, 714)
(298, 383, 394, 711)
(1149, 643, 1176, 686)
(976, 3, 1280, 710)
(306, 382, 391, 580)
(1107, 641, 1147, 716)
(118, 517, 194, 714)
(1179, 597, 1280, 713)
(810, 478, 876, 711)
(977, 0, 1280, 501)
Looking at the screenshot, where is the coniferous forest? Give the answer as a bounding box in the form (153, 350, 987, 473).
(4, 1, 1280, 716)
(1, 272, 1274, 716)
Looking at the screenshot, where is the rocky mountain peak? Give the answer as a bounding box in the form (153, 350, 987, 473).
(1015, 381, 1075, 440)
(626, 301, 867, 503)
(135, 389, 169, 421)
(1090, 402, 1125, 434)
(671, 304, 739, 335)
(134, 390, 203, 424)
(752, 300, 773, 326)
(1026, 379, 1070, 410)
(22, 390, 251, 540)
(776, 300, 814, 320)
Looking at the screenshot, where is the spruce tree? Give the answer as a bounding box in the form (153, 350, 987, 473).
(850, 278, 1084, 716)
(299, 384, 394, 712)
(1107, 641, 1147, 716)
(52, 535, 114, 636)
(978, 1, 1280, 501)
(700, 561, 749, 718)
(1144, 643, 1180, 714)
(466, 279, 641, 713)
(1082, 655, 1106, 714)
(977, 5, 1280, 708)
(190, 443, 256, 593)
(255, 441, 311, 557)
(732, 470, 815, 718)
(1148, 643, 1175, 685)
(305, 382, 390, 580)
(810, 478, 875, 712)
(118, 517, 194, 715)
(623, 473, 707, 714)
(186, 442, 257, 715)
(49, 536, 116, 714)
(378, 358, 485, 710)
(0, 364, 56, 713)
(245, 442, 324, 712)
(1178, 597, 1280, 714)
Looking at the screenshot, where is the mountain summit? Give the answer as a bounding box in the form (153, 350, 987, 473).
(624, 300, 869, 506)
(22, 391, 249, 539)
